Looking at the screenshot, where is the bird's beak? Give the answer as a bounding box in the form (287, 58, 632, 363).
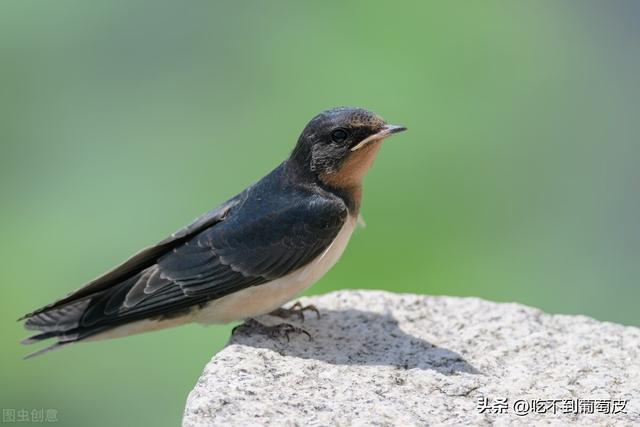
(351, 124, 407, 151)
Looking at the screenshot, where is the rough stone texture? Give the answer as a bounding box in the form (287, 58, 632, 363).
(183, 290, 640, 426)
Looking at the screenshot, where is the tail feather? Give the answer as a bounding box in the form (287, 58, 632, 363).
(23, 341, 75, 360)
(20, 331, 60, 345)
(20, 263, 206, 358)
(21, 302, 87, 358)
(21, 289, 111, 358)
(24, 299, 91, 332)
(20, 268, 181, 358)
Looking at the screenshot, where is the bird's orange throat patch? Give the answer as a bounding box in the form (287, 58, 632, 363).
(319, 141, 383, 209)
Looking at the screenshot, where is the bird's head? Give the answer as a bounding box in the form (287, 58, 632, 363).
(291, 107, 406, 188)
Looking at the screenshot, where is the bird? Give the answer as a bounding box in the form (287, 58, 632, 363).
(19, 107, 407, 358)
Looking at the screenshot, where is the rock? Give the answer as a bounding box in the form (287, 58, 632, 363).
(182, 290, 640, 426)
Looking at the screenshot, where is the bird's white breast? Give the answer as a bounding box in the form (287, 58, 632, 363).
(194, 215, 358, 324)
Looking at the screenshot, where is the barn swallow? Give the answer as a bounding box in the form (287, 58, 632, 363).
(20, 107, 406, 357)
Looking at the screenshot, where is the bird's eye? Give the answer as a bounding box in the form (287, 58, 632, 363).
(330, 128, 349, 143)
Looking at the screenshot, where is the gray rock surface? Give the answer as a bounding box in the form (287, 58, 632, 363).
(183, 290, 640, 426)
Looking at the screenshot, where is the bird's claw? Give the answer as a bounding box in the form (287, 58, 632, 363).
(232, 318, 312, 341)
(268, 301, 320, 322)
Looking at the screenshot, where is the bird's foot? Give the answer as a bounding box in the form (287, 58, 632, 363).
(268, 301, 320, 322)
(232, 318, 312, 341)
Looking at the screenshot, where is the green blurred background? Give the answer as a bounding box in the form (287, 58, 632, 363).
(1, 1, 639, 425)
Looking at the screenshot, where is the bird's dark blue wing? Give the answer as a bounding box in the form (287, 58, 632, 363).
(158, 192, 348, 297)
